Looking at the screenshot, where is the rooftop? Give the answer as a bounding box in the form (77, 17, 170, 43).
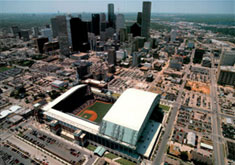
(103, 88, 159, 131)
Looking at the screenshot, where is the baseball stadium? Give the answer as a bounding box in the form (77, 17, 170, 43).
(41, 85, 162, 163)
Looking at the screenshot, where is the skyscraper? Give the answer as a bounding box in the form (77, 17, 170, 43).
(92, 14, 100, 35)
(100, 13, 106, 23)
(51, 16, 71, 55)
(11, 26, 20, 37)
(51, 17, 59, 38)
(116, 14, 125, 32)
(70, 17, 89, 52)
(141, 1, 151, 39)
(108, 48, 116, 65)
(137, 12, 142, 25)
(108, 3, 115, 28)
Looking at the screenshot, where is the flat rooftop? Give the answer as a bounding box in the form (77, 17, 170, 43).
(103, 88, 159, 131)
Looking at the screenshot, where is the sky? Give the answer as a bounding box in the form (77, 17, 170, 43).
(0, 0, 234, 14)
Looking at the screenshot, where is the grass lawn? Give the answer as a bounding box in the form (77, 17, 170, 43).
(86, 144, 96, 151)
(159, 104, 170, 111)
(104, 153, 118, 160)
(115, 158, 136, 165)
(86, 101, 112, 123)
(0, 66, 11, 72)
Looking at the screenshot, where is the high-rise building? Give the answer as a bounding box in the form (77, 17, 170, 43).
(108, 48, 116, 65)
(41, 28, 53, 41)
(132, 52, 141, 67)
(92, 14, 100, 35)
(116, 14, 125, 32)
(137, 12, 142, 25)
(130, 23, 141, 37)
(32, 27, 39, 38)
(35, 37, 49, 54)
(51, 17, 59, 38)
(51, 16, 71, 55)
(141, 1, 151, 39)
(100, 13, 107, 33)
(170, 29, 177, 42)
(100, 13, 106, 23)
(20, 30, 30, 41)
(70, 17, 89, 52)
(219, 50, 235, 66)
(11, 26, 20, 37)
(119, 28, 128, 42)
(108, 3, 115, 28)
(217, 66, 235, 86)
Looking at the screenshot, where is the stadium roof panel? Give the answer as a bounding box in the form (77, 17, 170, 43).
(103, 88, 159, 131)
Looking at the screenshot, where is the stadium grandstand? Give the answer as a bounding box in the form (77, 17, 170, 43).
(39, 85, 162, 163)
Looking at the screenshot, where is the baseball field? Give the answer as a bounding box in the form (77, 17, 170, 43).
(77, 101, 113, 123)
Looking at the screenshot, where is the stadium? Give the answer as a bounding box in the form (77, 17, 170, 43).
(40, 84, 162, 163)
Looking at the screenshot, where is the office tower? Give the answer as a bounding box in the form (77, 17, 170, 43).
(51, 17, 59, 38)
(119, 28, 128, 42)
(137, 12, 142, 25)
(11, 26, 20, 37)
(35, 37, 49, 54)
(116, 49, 127, 61)
(100, 13, 106, 23)
(170, 29, 177, 42)
(85, 21, 92, 33)
(88, 33, 97, 51)
(108, 3, 115, 28)
(70, 17, 89, 52)
(20, 30, 30, 41)
(130, 23, 141, 37)
(51, 16, 71, 55)
(41, 28, 53, 41)
(219, 50, 235, 66)
(108, 48, 116, 65)
(92, 14, 100, 35)
(141, 1, 151, 38)
(32, 27, 39, 38)
(217, 50, 235, 86)
(116, 14, 125, 32)
(217, 66, 235, 86)
(132, 52, 140, 67)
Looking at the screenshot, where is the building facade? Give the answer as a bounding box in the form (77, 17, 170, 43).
(141, 1, 151, 39)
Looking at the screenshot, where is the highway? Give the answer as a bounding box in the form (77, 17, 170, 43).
(153, 49, 195, 164)
(210, 53, 225, 165)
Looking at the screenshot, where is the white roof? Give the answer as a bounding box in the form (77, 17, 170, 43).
(0, 110, 11, 119)
(9, 105, 21, 112)
(103, 88, 159, 131)
(200, 143, 213, 150)
(52, 80, 65, 85)
(187, 132, 196, 146)
(226, 118, 233, 124)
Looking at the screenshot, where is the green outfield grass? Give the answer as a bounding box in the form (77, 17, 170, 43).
(79, 101, 113, 123)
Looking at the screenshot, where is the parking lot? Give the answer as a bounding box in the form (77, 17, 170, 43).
(182, 91, 211, 110)
(0, 142, 40, 165)
(176, 107, 212, 134)
(0, 68, 22, 81)
(187, 71, 210, 83)
(21, 128, 86, 164)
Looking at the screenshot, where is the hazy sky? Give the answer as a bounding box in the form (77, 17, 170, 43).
(0, 0, 234, 14)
